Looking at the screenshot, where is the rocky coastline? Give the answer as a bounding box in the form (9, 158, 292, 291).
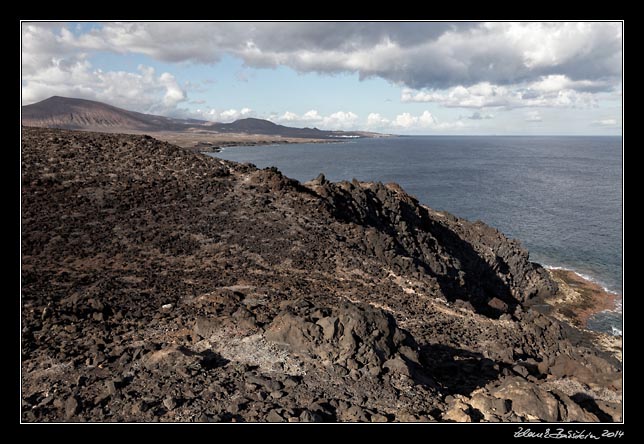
(191, 138, 342, 153)
(542, 269, 620, 329)
(97, 130, 342, 153)
(21, 127, 622, 422)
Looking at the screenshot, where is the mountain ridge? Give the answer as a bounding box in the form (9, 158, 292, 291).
(21, 96, 382, 139)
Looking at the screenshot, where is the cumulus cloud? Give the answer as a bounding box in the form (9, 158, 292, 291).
(301, 110, 322, 121)
(274, 109, 358, 130)
(276, 109, 324, 123)
(194, 107, 254, 122)
(529, 74, 612, 93)
(367, 110, 460, 132)
(366, 112, 390, 128)
(278, 111, 299, 122)
(323, 111, 359, 129)
(273, 109, 461, 133)
(390, 111, 435, 128)
(21, 23, 188, 114)
(24, 22, 621, 86)
(30, 22, 621, 90)
(159, 72, 187, 107)
(21, 22, 622, 116)
(22, 61, 188, 115)
(418, 110, 436, 126)
(391, 113, 416, 128)
(401, 77, 600, 109)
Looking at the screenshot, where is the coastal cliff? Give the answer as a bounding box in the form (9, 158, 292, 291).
(21, 127, 621, 422)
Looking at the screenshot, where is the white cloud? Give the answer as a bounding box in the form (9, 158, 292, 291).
(392, 112, 418, 128)
(366, 110, 465, 132)
(302, 110, 322, 121)
(278, 111, 299, 122)
(366, 112, 390, 128)
(192, 107, 255, 122)
(23, 22, 621, 95)
(393, 111, 435, 128)
(402, 75, 602, 109)
(271, 109, 463, 133)
(525, 111, 542, 122)
(272, 110, 358, 130)
(159, 72, 187, 107)
(529, 74, 611, 93)
(220, 109, 240, 120)
(197, 107, 465, 133)
(592, 118, 619, 127)
(54, 22, 621, 89)
(419, 110, 436, 125)
(21, 22, 622, 129)
(322, 111, 358, 129)
(21, 24, 189, 115)
(402, 83, 517, 108)
(22, 58, 188, 116)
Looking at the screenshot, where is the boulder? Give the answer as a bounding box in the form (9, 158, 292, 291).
(265, 298, 421, 377)
(442, 399, 473, 422)
(490, 377, 560, 421)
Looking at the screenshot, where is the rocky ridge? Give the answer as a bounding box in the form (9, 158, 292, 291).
(21, 96, 375, 140)
(21, 127, 621, 422)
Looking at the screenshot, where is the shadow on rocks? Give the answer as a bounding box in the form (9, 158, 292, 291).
(571, 393, 615, 422)
(417, 204, 520, 319)
(419, 343, 502, 396)
(322, 179, 521, 319)
(199, 350, 230, 370)
(169, 346, 230, 370)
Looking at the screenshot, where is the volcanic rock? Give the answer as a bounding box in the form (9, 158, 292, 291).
(20, 127, 621, 422)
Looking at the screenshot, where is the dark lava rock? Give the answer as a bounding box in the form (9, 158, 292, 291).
(265, 298, 420, 377)
(20, 127, 620, 423)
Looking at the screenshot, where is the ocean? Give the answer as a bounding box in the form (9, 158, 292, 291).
(208, 136, 623, 335)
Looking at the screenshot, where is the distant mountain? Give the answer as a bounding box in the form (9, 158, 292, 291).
(21, 96, 181, 131)
(22, 96, 381, 139)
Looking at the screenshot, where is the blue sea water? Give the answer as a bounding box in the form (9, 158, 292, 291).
(209, 136, 623, 335)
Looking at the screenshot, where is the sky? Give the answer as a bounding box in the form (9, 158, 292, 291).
(21, 21, 623, 135)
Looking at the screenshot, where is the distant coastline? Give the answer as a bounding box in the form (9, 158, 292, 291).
(205, 138, 346, 153)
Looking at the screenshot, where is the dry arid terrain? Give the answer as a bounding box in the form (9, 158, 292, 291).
(140, 130, 339, 152)
(21, 127, 621, 422)
(21, 96, 382, 153)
